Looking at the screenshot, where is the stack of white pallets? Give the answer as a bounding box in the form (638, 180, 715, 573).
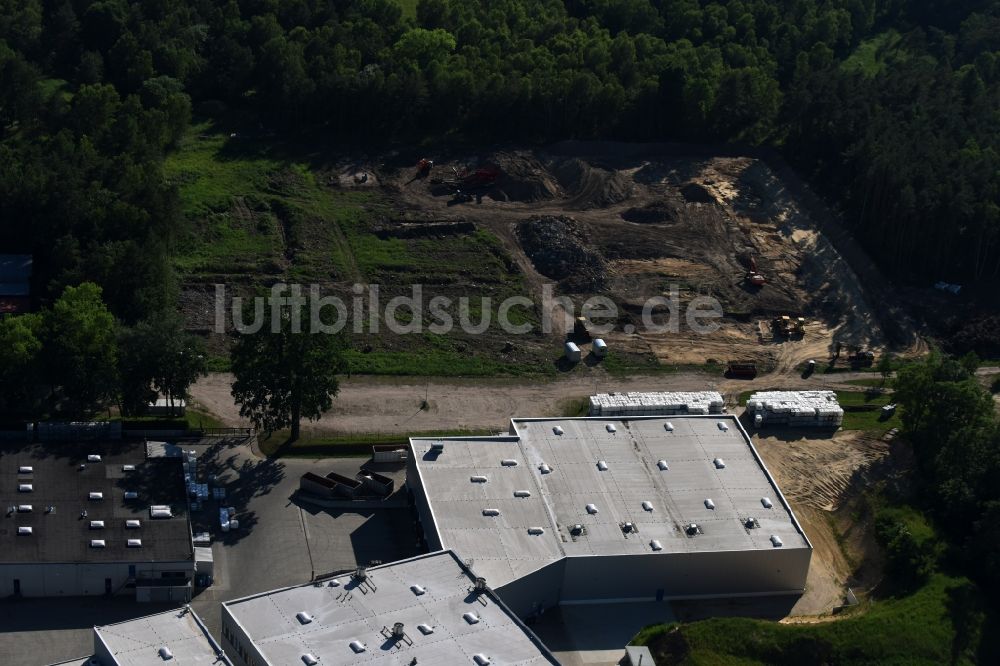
(746, 390, 844, 427)
(589, 391, 724, 416)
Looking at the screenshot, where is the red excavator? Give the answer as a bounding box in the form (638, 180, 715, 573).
(415, 158, 434, 177)
(745, 255, 766, 287)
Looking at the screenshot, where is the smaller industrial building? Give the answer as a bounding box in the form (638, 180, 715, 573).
(745, 390, 844, 427)
(220, 550, 558, 666)
(1, 442, 194, 600)
(50, 606, 230, 666)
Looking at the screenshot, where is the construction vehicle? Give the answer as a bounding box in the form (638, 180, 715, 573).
(726, 361, 757, 378)
(849, 349, 876, 367)
(771, 315, 805, 338)
(459, 166, 500, 189)
(416, 158, 433, 177)
(745, 255, 766, 287)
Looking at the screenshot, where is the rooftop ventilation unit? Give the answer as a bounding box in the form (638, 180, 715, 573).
(482, 508, 500, 517)
(127, 539, 142, 547)
(713, 458, 726, 469)
(302, 654, 319, 665)
(88, 492, 103, 500)
(122, 464, 136, 472)
(90, 539, 106, 548)
(158, 646, 173, 661)
(18, 466, 32, 474)
(348, 641, 367, 654)
(417, 624, 434, 635)
(474, 577, 488, 593)
(745, 517, 759, 529)
(585, 504, 599, 514)
(78, 464, 86, 470)
(463, 612, 480, 624)
(18, 526, 32, 535)
(527, 527, 545, 535)
(353, 565, 367, 582)
(650, 539, 663, 551)
(513, 490, 531, 498)
(656, 460, 668, 471)
(685, 523, 700, 536)
(500, 459, 518, 467)
(606, 424, 616, 433)
(761, 497, 773, 509)
(17, 504, 31, 512)
(125, 520, 141, 528)
(664, 422, 674, 432)
(552, 426, 564, 435)
(538, 463, 552, 474)
(90, 520, 105, 529)
(570, 524, 584, 536)
(124, 491, 138, 500)
(429, 442, 445, 453)
(18, 484, 32, 492)
(46, 506, 55, 514)
(149, 505, 172, 518)
(87, 455, 101, 462)
(770, 535, 783, 547)
(296, 612, 313, 624)
(704, 499, 715, 510)
(470, 475, 488, 483)
(621, 522, 635, 534)
(410, 584, 426, 596)
(642, 501, 654, 512)
(473, 655, 491, 666)
(392, 622, 405, 639)
(597, 460, 609, 471)
(717, 421, 729, 431)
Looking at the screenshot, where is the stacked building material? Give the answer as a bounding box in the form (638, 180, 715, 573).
(589, 391, 724, 416)
(746, 390, 843, 427)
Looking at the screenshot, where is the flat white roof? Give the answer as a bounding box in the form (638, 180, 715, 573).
(411, 416, 810, 588)
(223, 550, 557, 666)
(93, 607, 230, 666)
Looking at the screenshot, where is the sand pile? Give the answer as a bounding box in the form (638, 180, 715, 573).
(488, 151, 561, 202)
(551, 158, 632, 208)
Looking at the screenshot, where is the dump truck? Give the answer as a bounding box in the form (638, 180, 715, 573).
(772, 315, 805, 337)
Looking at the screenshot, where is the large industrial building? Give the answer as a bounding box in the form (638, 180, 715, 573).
(1, 442, 195, 600)
(408, 415, 812, 618)
(220, 550, 558, 666)
(50, 606, 230, 666)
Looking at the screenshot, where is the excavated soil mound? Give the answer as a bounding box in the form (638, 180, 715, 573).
(680, 182, 716, 204)
(551, 158, 632, 208)
(621, 201, 681, 224)
(517, 215, 606, 292)
(488, 152, 561, 202)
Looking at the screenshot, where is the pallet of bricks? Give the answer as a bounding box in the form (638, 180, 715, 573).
(589, 391, 724, 416)
(745, 390, 843, 427)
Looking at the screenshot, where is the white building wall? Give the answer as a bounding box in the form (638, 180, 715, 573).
(222, 604, 270, 666)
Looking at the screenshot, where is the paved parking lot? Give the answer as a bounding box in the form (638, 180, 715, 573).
(0, 439, 416, 665)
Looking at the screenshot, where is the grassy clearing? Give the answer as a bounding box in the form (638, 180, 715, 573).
(557, 396, 591, 417)
(395, 0, 419, 20)
(259, 428, 494, 457)
(841, 30, 906, 78)
(843, 377, 890, 387)
(634, 573, 995, 665)
(344, 349, 549, 377)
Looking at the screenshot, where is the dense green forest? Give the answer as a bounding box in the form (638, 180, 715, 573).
(1, 0, 998, 326)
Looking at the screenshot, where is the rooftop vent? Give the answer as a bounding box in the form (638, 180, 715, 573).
(606, 424, 617, 433)
(482, 508, 500, 517)
(349, 641, 367, 654)
(17, 504, 31, 512)
(761, 497, 773, 509)
(302, 654, 319, 665)
(18, 466, 32, 474)
(122, 464, 136, 472)
(717, 421, 729, 431)
(685, 523, 700, 536)
(538, 463, 552, 474)
(473, 655, 491, 666)
(125, 519, 141, 528)
(585, 503, 599, 515)
(704, 499, 715, 510)
(621, 522, 635, 534)
(597, 460, 609, 471)
(429, 442, 445, 453)
(18, 484, 32, 492)
(513, 490, 531, 498)
(656, 460, 668, 471)
(78, 464, 86, 470)
(354, 565, 368, 581)
(500, 459, 518, 467)
(650, 539, 663, 551)
(296, 612, 313, 624)
(90, 520, 105, 529)
(149, 505, 172, 518)
(88, 492, 103, 500)
(474, 577, 488, 593)
(570, 524, 584, 536)
(87, 454, 101, 462)
(745, 517, 758, 529)
(45, 506, 55, 514)
(124, 491, 138, 500)
(664, 422, 674, 432)
(417, 624, 434, 635)
(527, 527, 545, 535)
(770, 535, 783, 547)
(158, 646, 173, 661)
(392, 622, 406, 640)
(410, 584, 426, 596)
(463, 612, 480, 625)
(642, 501, 654, 512)
(127, 539, 142, 548)
(18, 526, 32, 535)
(552, 426, 564, 435)
(470, 475, 488, 483)
(713, 458, 726, 469)
(90, 539, 106, 548)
